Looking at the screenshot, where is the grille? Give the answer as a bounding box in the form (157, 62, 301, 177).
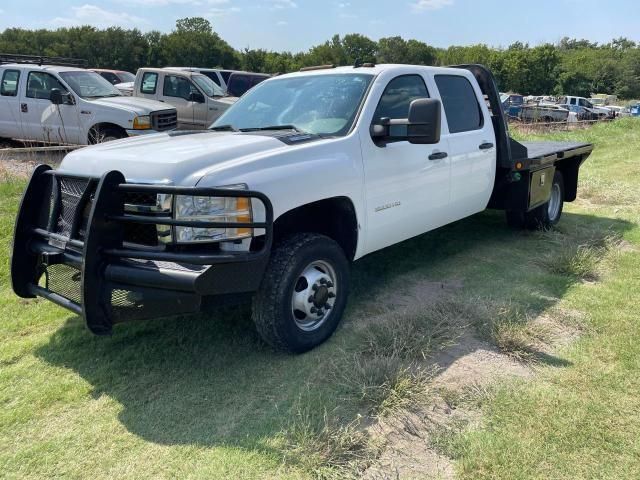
(46, 264, 82, 304)
(56, 177, 91, 237)
(124, 192, 157, 207)
(151, 109, 178, 131)
(123, 222, 159, 247)
(110, 287, 198, 323)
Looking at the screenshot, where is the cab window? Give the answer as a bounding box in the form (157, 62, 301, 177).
(26, 72, 68, 99)
(163, 75, 198, 100)
(140, 72, 158, 94)
(434, 74, 483, 133)
(1, 69, 20, 96)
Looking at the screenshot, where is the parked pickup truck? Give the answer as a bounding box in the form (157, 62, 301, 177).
(11, 64, 593, 353)
(133, 68, 238, 129)
(0, 56, 178, 144)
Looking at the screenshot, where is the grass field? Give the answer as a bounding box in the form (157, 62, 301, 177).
(1, 119, 639, 479)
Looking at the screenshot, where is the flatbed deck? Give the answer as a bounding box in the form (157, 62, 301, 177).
(519, 141, 593, 167)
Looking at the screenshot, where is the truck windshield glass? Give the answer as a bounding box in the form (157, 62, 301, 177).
(59, 71, 122, 98)
(212, 73, 374, 136)
(192, 74, 225, 97)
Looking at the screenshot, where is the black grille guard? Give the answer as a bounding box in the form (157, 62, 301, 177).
(11, 165, 274, 334)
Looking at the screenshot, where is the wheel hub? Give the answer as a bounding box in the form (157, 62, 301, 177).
(548, 183, 561, 220)
(291, 261, 337, 332)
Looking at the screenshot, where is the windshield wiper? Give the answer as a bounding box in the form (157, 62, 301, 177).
(239, 125, 305, 133)
(210, 124, 239, 132)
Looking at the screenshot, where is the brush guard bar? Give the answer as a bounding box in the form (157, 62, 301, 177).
(11, 165, 274, 335)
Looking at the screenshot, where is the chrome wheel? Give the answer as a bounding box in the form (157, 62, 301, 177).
(291, 260, 337, 332)
(548, 183, 562, 221)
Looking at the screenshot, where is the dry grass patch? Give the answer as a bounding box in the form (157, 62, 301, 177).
(278, 405, 379, 479)
(360, 301, 471, 360)
(477, 301, 551, 362)
(538, 230, 623, 281)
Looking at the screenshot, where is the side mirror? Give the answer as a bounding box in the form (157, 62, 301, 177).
(188, 91, 205, 103)
(406, 98, 441, 144)
(371, 98, 441, 145)
(50, 88, 63, 105)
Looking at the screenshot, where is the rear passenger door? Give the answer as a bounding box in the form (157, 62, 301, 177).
(434, 74, 496, 220)
(360, 74, 451, 253)
(0, 68, 24, 139)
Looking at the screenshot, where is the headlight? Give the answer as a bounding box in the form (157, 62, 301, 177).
(174, 185, 253, 243)
(132, 115, 152, 130)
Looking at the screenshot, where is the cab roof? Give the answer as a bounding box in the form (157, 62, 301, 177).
(1, 64, 87, 73)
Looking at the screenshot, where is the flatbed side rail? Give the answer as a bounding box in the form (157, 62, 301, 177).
(11, 166, 274, 334)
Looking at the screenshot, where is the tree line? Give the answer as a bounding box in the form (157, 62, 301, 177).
(2, 17, 639, 99)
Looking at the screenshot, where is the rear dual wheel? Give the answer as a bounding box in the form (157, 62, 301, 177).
(506, 171, 565, 230)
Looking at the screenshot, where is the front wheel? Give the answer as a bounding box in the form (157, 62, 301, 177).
(252, 233, 350, 353)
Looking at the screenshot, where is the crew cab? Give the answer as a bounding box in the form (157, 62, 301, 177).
(0, 55, 178, 144)
(11, 64, 593, 353)
(133, 68, 238, 129)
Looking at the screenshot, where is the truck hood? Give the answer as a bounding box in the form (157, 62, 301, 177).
(59, 131, 289, 185)
(88, 95, 171, 115)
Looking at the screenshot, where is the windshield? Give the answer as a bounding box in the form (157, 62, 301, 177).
(212, 73, 373, 136)
(118, 72, 135, 83)
(192, 74, 225, 97)
(60, 71, 122, 98)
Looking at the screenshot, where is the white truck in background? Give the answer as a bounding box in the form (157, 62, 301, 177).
(0, 55, 177, 145)
(133, 68, 238, 129)
(12, 63, 593, 353)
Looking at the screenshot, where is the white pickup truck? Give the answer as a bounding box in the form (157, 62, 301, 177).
(0, 55, 178, 145)
(132, 68, 237, 129)
(11, 63, 593, 353)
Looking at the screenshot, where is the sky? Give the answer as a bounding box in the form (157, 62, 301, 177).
(0, 0, 638, 53)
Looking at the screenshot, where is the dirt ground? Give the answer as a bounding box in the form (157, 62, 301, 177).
(351, 272, 581, 480)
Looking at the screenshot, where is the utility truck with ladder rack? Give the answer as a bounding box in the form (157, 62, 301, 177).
(11, 63, 593, 353)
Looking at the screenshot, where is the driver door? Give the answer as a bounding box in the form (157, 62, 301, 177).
(161, 74, 199, 129)
(22, 71, 80, 144)
(359, 74, 451, 254)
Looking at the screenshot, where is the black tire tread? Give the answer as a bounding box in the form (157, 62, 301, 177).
(252, 233, 348, 353)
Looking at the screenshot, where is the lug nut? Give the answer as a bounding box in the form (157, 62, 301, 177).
(310, 307, 317, 314)
(317, 310, 324, 316)
(308, 296, 314, 303)
(312, 284, 318, 291)
(320, 278, 327, 285)
(326, 281, 334, 288)
(328, 292, 336, 298)
(325, 304, 332, 310)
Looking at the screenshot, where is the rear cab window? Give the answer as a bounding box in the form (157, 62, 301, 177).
(140, 72, 158, 94)
(434, 74, 483, 133)
(1, 69, 21, 96)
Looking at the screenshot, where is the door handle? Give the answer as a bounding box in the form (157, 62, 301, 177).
(479, 142, 494, 150)
(428, 152, 448, 161)
(20, 103, 28, 113)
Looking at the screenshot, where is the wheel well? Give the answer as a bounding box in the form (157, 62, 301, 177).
(273, 197, 359, 260)
(88, 123, 126, 143)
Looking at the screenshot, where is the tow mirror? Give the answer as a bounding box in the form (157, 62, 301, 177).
(371, 98, 441, 145)
(50, 88, 63, 105)
(188, 91, 205, 103)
